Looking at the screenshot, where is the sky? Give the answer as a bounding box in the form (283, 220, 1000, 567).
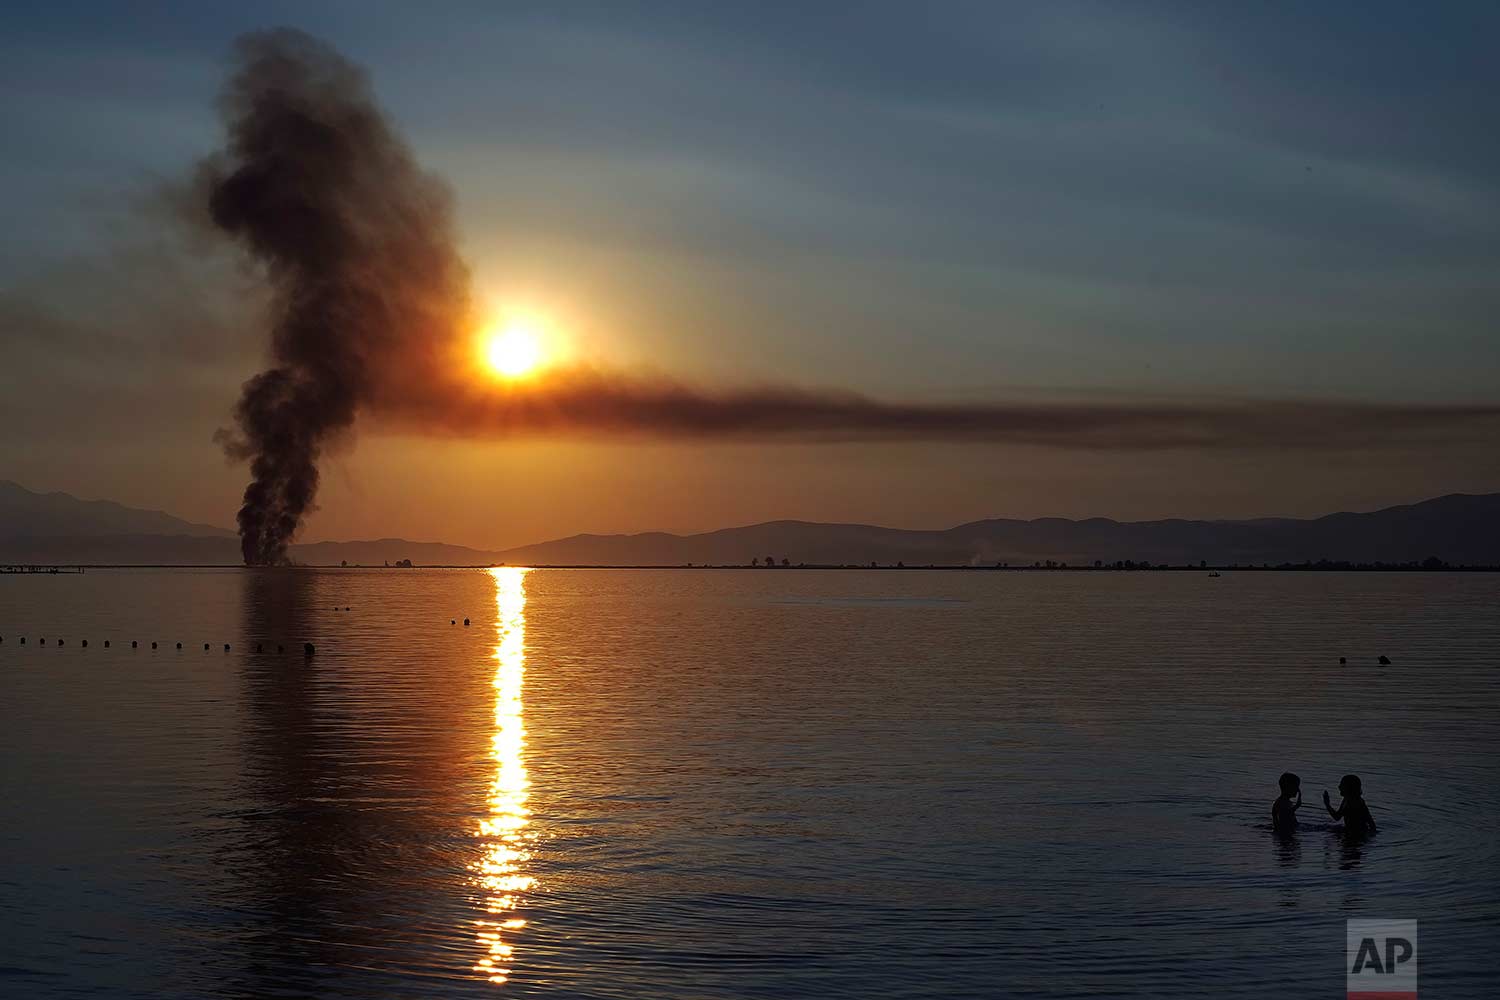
(2, 1, 1498, 549)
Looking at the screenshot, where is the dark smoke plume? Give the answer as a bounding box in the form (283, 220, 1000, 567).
(207, 29, 469, 564)
(208, 31, 1500, 564)
(380, 370, 1500, 449)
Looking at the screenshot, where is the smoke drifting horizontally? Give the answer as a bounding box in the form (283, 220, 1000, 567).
(381, 372, 1500, 450)
(207, 29, 469, 564)
(208, 30, 1500, 564)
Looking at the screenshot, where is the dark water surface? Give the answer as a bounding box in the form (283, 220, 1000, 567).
(1, 568, 1497, 998)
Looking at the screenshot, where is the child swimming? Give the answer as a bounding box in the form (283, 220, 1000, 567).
(1271, 772, 1302, 832)
(1324, 774, 1377, 835)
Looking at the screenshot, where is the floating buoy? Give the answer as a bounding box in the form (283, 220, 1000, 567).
(104, 640, 110, 648)
(1339, 656, 1346, 665)
(1378, 655, 1391, 665)
(39, 638, 45, 645)
(82, 640, 88, 647)
(303, 642, 316, 656)
(277, 644, 285, 653)
(19, 637, 25, 645)
(58, 639, 64, 646)
(176, 642, 182, 649)
(151, 642, 157, 649)
(255, 643, 263, 653)
(463, 618, 470, 626)
(224, 643, 230, 651)
(204, 643, 210, 651)
(450, 619, 456, 625)
(132, 641, 138, 648)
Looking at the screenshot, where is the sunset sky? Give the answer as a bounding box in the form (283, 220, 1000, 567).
(3, 2, 1498, 550)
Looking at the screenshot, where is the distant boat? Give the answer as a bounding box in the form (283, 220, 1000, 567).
(1207, 571, 1222, 578)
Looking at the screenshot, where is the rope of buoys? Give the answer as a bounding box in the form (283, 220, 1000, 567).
(0, 624, 389, 657)
(4, 638, 329, 652)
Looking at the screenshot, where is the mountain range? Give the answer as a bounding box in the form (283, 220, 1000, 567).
(3, 479, 1498, 567)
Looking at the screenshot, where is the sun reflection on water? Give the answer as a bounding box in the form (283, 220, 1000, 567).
(472, 567, 535, 985)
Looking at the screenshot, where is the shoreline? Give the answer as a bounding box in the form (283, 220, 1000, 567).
(7, 563, 1500, 573)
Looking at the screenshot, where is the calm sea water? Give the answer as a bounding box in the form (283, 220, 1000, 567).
(1, 568, 1496, 998)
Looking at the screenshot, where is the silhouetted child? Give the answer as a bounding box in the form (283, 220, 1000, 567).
(1324, 774, 1377, 835)
(1271, 772, 1302, 833)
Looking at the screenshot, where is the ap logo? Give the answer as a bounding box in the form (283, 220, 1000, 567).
(1347, 919, 1417, 999)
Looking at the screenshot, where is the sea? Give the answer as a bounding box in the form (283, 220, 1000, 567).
(1, 567, 1496, 998)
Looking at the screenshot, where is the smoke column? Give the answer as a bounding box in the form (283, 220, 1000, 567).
(205, 30, 1500, 564)
(206, 28, 469, 564)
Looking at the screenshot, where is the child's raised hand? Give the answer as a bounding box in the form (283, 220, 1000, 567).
(1323, 790, 1331, 806)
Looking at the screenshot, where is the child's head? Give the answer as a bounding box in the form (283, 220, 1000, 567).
(1278, 772, 1301, 797)
(1338, 774, 1363, 798)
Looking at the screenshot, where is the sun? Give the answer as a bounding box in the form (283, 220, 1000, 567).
(481, 319, 544, 379)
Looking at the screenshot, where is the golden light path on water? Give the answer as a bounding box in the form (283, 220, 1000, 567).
(472, 567, 535, 985)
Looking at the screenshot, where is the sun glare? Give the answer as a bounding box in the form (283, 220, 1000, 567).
(481, 319, 544, 379)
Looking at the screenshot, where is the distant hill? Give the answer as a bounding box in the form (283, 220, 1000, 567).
(0, 533, 241, 565)
(0, 482, 499, 566)
(0, 532, 499, 567)
(0, 479, 233, 539)
(2, 478, 1497, 567)
(0, 480, 236, 564)
(492, 493, 1500, 568)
